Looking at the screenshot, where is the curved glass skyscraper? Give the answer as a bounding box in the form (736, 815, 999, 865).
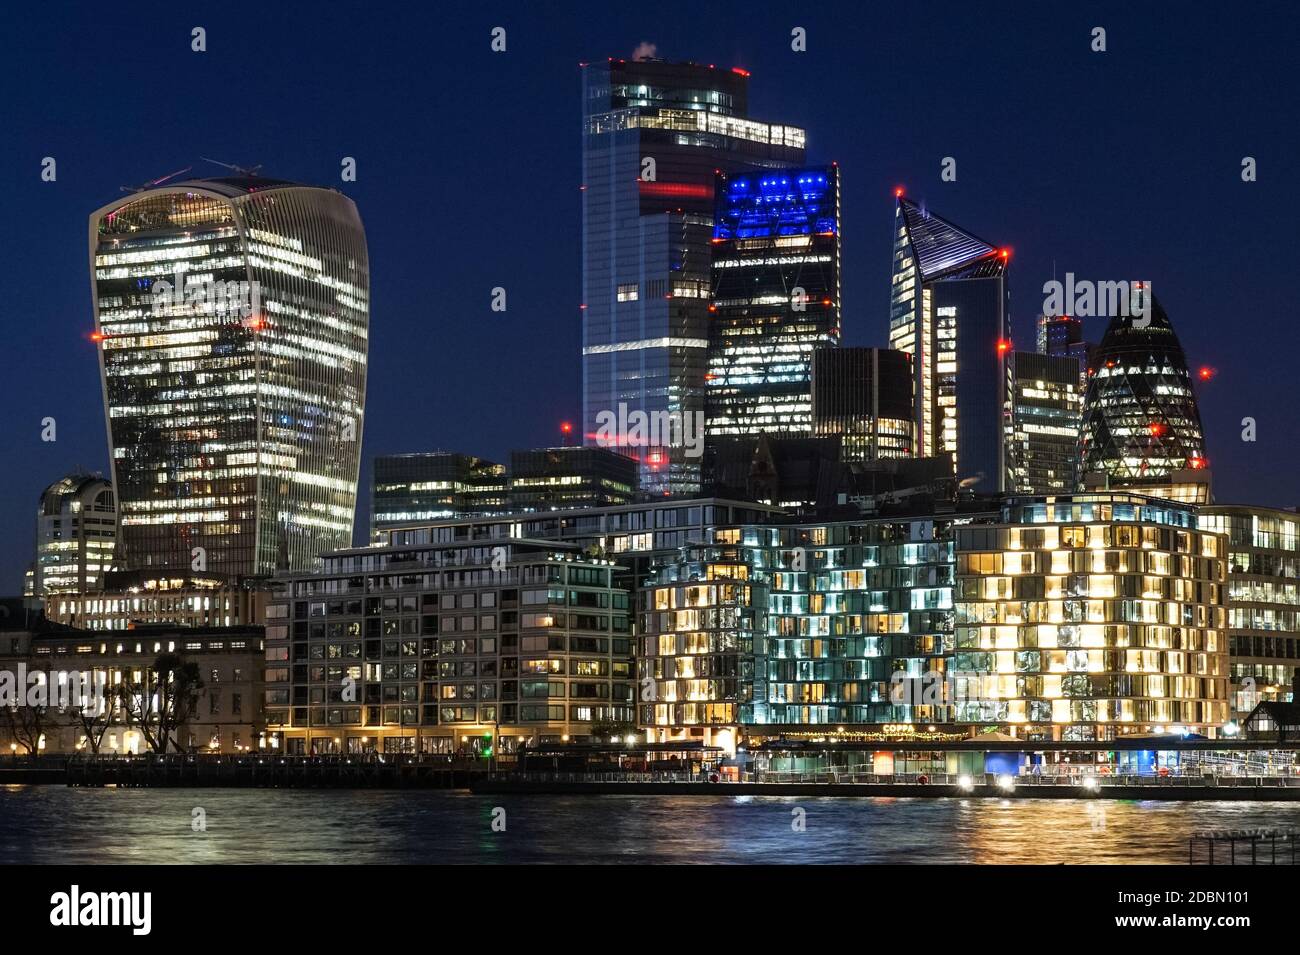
(89, 176, 369, 576)
(1080, 296, 1206, 497)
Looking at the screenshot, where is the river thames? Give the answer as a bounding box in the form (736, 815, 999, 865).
(2, 786, 1299, 863)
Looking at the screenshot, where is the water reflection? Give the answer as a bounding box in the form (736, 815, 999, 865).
(1, 788, 1297, 864)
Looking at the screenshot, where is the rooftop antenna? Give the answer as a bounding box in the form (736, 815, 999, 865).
(201, 157, 264, 177)
(119, 166, 192, 193)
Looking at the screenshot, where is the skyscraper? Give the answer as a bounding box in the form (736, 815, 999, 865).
(707, 166, 840, 438)
(810, 346, 914, 461)
(1079, 295, 1209, 502)
(888, 195, 1009, 490)
(1004, 351, 1083, 494)
(581, 58, 804, 495)
(1037, 314, 1094, 399)
(90, 176, 369, 577)
(27, 473, 117, 597)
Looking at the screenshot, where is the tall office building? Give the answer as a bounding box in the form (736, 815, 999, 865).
(810, 346, 914, 461)
(888, 195, 1009, 491)
(1037, 314, 1093, 393)
(581, 58, 804, 495)
(1004, 351, 1083, 494)
(371, 452, 507, 538)
(707, 166, 840, 437)
(1079, 295, 1209, 502)
(508, 447, 638, 511)
(89, 176, 369, 577)
(27, 473, 117, 597)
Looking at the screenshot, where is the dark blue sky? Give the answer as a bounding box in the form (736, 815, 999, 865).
(3, 1, 1297, 588)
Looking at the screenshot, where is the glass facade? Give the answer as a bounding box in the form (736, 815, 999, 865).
(1199, 505, 1300, 718)
(1004, 351, 1082, 494)
(581, 60, 804, 495)
(810, 347, 914, 462)
(1080, 293, 1207, 496)
(371, 452, 506, 538)
(90, 177, 369, 577)
(888, 197, 1008, 489)
(707, 166, 840, 436)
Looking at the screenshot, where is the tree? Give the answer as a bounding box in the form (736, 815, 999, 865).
(2, 703, 46, 758)
(118, 654, 204, 754)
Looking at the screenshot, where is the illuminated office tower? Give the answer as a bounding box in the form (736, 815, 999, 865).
(90, 176, 369, 576)
(371, 452, 506, 538)
(955, 493, 1229, 740)
(1079, 295, 1209, 503)
(707, 166, 840, 437)
(508, 447, 638, 512)
(811, 346, 914, 462)
(888, 195, 1009, 490)
(1004, 351, 1083, 494)
(28, 473, 117, 597)
(581, 58, 804, 494)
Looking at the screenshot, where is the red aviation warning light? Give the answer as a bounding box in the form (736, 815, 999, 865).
(89, 330, 105, 343)
(1198, 366, 1215, 381)
(894, 186, 905, 198)
(1148, 422, 1165, 437)
(997, 338, 1012, 355)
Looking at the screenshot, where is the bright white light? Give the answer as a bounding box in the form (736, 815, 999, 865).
(1082, 776, 1100, 791)
(957, 775, 974, 792)
(997, 774, 1015, 791)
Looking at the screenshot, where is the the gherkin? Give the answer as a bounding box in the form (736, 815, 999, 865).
(1080, 296, 1206, 486)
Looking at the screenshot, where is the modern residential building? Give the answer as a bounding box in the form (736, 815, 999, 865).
(707, 166, 841, 437)
(264, 540, 632, 754)
(1004, 351, 1083, 495)
(43, 570, 272, 632)
(1199, 505, 1300, 720)
(371, 452, 507, 538)
(0, 600, 264, 755)
(640, 514, 965, 748)
(361, 492, 1240, 745)
(508, 447, 638, 512)
(89, 175, 369, 578)
(810, 346, 914, 462)
(955, 494, 1229, 740)
(581, 58, 804, 495)
(27, 473, 117, 597)
(1079, 296, 1209, 503)
(888, 195, 1009, 492)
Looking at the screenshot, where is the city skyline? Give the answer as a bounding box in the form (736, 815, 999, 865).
(5, 3, 1296, 590)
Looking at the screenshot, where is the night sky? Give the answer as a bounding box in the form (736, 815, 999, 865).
(3, 1, 1297, 589)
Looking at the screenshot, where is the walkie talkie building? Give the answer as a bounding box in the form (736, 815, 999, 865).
(89, 176, 369, 577)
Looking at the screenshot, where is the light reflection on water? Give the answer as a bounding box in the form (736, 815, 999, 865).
(1, 786, 1298, 864)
